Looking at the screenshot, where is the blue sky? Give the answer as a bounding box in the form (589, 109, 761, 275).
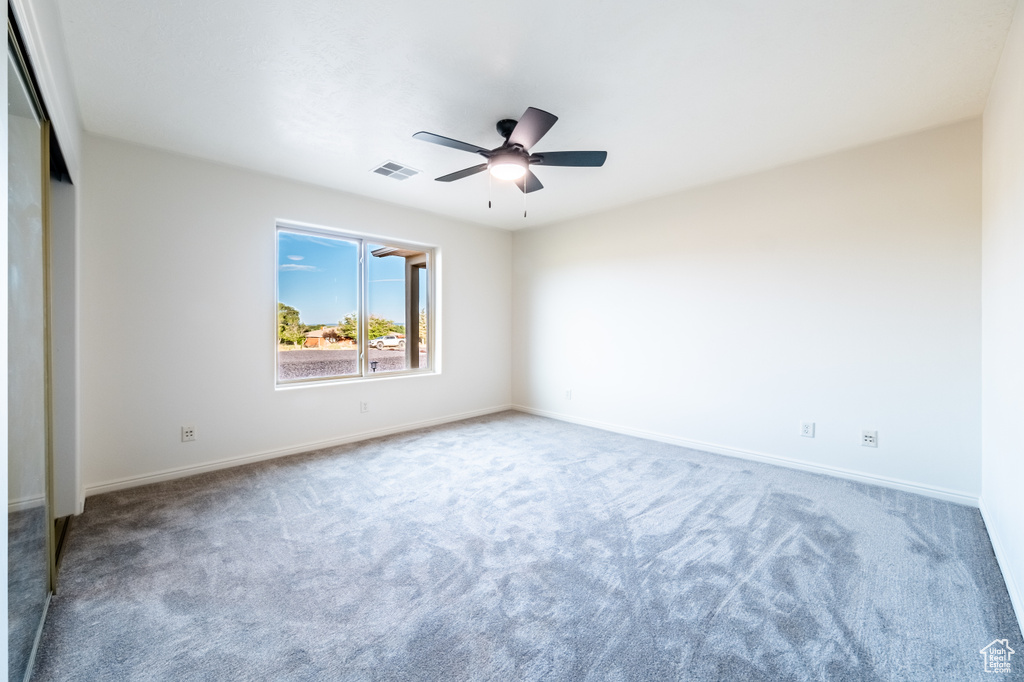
(367, 243, 409, 325)
(277, 230, 421, 326)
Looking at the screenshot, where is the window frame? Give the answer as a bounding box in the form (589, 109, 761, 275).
(275, 221, 436, 387)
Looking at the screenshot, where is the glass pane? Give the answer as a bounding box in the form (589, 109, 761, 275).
(367, 243, 428, 374)
(7, 46, 50, 681)
(417, 264, 429, 370)
(276, 230, 359, 382)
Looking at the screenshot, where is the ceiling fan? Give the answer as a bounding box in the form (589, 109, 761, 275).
(413, 107, 607, 194)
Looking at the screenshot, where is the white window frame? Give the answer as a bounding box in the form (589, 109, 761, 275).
(275, 221, 436, 387)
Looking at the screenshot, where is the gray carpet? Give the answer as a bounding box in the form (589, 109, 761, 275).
(31, 412, 1023, 680)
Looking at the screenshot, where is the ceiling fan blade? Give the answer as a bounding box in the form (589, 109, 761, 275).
(507, 107, 558, 150)
(435, 163, 488, 182)
(413, 131, 491, 156)
(514, 170, 544, 194)
(530, 151, 607, 167)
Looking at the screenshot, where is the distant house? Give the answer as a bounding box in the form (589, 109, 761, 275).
(304, 326, 340, 349)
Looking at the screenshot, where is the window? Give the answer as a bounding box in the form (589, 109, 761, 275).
(276, 224, 434, 385)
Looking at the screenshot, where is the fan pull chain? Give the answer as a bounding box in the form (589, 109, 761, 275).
(488, 172, 492, 209)
(523, 180, 527, 218)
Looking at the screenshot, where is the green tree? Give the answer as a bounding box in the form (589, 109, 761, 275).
(368, 314, 395, 340)
(278, 303, 305, 347)
(282, 325, 306, 347)
(419, 308, 427, 346)
(278, 302, 299, 328)
(338, 312, 358, 341)
(337, 313, 405, 343)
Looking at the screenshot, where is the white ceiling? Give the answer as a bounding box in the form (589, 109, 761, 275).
(55, 0, 1016, 230)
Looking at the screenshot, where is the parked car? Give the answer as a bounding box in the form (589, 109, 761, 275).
(371, 335, 405, 350)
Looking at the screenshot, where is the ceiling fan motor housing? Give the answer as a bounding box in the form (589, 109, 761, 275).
(496, 118, 518, 140)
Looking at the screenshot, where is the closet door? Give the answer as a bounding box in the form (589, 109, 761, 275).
(7, 36, 52, 682)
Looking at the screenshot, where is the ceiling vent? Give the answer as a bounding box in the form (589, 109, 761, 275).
(372, 161, 420, 180)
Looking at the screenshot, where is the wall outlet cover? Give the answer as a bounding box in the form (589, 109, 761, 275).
(862, 429, 878, 447)
(800, 421, 815, 438)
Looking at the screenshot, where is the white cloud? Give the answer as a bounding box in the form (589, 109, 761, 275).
(279, 264, 318, 272)
(287, 255, 304, 261)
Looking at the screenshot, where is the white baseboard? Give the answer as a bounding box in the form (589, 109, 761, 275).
(512, 405, 978, 507)
(8, 495, 45, 514)
(85, 404, 513, 498)
(979, 498, 1024, 635)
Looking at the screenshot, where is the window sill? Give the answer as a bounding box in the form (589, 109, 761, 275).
(274, 368, 439, 391)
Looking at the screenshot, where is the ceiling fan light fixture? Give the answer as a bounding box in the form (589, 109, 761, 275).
(489, 154, 527, 180)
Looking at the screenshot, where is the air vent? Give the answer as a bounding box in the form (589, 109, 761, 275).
(372, 161, 420, 180)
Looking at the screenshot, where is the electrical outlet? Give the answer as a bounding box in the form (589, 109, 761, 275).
(181, 426, 196, 442)
(360, 401, 369, 414)
(861, 430, 878, 448)
(565, 389, 572, 400)
(800, 421, 815, 438)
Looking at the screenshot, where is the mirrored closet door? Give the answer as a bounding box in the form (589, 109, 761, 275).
(7, 26, 53, 682)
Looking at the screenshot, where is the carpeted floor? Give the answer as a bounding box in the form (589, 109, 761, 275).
(31, 412, 1023, 681)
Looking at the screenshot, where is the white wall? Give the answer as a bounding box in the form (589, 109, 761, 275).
(981, 0, 1024, 630)
(513, 120, 982, 502)
(79, 135, 512, 493)
(50, 179, 80, 516)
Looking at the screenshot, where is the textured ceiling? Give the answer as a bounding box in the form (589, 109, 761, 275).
(55, 0, 1016, 230)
